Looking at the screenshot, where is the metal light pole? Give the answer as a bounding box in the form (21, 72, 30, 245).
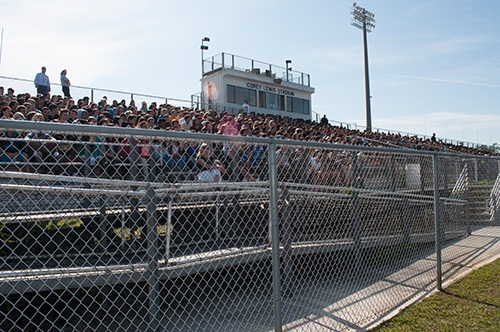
(351, 3, 375, 132)
(200, 37, 210, 75)
(285, 60, 292, 82)
(0, 28, 4, 71)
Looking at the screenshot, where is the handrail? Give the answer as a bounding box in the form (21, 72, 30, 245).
(0, 75, 489, 149)
(0, 75, 193, 107)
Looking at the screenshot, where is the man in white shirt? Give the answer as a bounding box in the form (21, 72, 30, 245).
(242, 99, 250, 114)
(34, 66, 51, 96)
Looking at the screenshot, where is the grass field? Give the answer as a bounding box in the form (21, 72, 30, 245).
(371, 257, 500, 331)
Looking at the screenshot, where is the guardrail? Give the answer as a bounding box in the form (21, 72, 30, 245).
(0, 120, 499, 331)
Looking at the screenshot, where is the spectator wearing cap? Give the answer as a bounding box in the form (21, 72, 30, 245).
(13, 112, 26, 121)
(34, 67, 51, 96)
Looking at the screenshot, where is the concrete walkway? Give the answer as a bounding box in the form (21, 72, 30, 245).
(282, 224, 500, 331)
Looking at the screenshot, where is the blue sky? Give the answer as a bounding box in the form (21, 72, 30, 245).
(1, 0, 499, 145)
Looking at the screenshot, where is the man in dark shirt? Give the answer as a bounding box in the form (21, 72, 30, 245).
(320, 114, 329, 126)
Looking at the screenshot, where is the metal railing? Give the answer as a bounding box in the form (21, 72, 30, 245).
(0, 75, 195, 109)
(0, 74, 490, 149)
(202, 53, 311, 87)
(0, 120, 499, 331)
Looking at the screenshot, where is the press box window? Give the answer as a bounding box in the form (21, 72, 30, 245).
(287, 96, 310, 115)
(259, 92, 285, 110)
(227, 85, 256, 106)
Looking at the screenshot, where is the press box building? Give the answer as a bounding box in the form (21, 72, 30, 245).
(200, 53, 315, 120)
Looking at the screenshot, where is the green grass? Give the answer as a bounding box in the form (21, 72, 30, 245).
(44, 218, 84, 230)
(371, 258, 500, 331)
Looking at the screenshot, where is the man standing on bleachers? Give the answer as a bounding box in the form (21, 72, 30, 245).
(34, 66, 51, 97)
(320, 114, 329, 126)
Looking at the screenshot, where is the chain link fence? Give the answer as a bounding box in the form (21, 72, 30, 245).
(1, 120, 499, 331)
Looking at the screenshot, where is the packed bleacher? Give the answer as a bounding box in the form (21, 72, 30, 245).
(0, 87, 497, 183)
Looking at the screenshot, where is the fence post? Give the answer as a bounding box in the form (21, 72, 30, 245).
(420, 156, 425, 194)
(352, 190, 361, 272)
(281, 187, 293, 298)
(98, 197, 108, 254)
(493, 193, 499, 223)
(268, 141, 283, 332)
(81, 144, 92, 208)
(402, 195, 411, 244)
(433, 154, 443, 291)
(146, 185, 161, 332)
(129, 137, 139, 181)
(164, 197, 173, 262)
(98, 197, 111, 312)
(300, 149, 308, 183)
(231, 149, 241, 181)
(350, 152, 362, 271)
(391, 154, 397, 192)
(473, 159, 478, 184)
(129, 137, 140, 250)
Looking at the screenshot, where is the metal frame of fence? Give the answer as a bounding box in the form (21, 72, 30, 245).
(1, 120, 499, 331)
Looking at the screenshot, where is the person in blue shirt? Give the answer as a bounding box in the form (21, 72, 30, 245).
(34, 66, 51, 96)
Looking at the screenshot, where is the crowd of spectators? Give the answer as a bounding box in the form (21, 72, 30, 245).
(0, 86, 497, 183)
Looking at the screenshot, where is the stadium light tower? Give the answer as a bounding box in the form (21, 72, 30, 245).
(351, 3, 375, 132)
(200, 37, 210, 75)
